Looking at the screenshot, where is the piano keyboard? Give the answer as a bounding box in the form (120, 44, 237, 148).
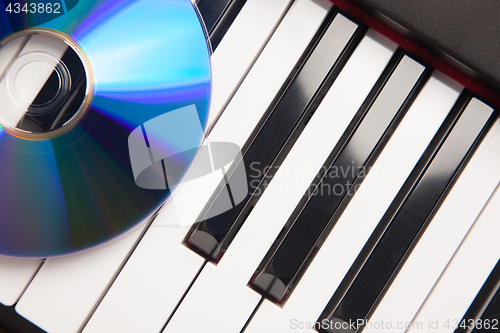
(1, 0, 499, 332)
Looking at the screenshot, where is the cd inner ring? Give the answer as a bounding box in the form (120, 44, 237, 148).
(0, 28, 93, 140)
(7, 52, 71, 114)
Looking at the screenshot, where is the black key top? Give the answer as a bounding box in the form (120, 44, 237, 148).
(207, 0, 247, 50)
(196, 0, 247, 50)
(250, 51, 429, 303)
(473, 287, 500, 333)
(455, 259, 500, 333)
(0, 303, 46, 333)
(186, 10, 365, 260)
(197, 0, 235, 34)
(318, 93, 494, 333)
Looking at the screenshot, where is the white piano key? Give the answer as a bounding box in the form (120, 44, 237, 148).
(364, 103, 498, 333)
(164, 28, 398, 333)
(81, 1, 334, 332)
(207, 0, 293, 128)
(16, 224, 147, 333)
(244, 71, 463, 333)
(81, 170, 221, 333)
(407, 181, 500, 333)
(0, 257, 41, 306)
(81, 225, 203, 333)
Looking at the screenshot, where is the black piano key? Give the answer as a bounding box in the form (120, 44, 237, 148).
(473, 288, 500, 333)
(207, 0, 247, 50)
(318, 93, 494, 333)
(196, 0, 235, 34)
(196, 0, 247, 50)
(0, 303, 46, 333)
(186, 10, 366, 260)
(249, 50, 429, 303)
(455, 259, 500, 333)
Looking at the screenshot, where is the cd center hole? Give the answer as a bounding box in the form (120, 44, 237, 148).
(16, 61, 63, 107)
(0, 29, 92, 139)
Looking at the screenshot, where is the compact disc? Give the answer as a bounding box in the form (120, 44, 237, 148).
(0, 0, 211, 257)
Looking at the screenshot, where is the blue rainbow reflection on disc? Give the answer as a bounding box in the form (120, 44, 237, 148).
(0, 0, 211, 257)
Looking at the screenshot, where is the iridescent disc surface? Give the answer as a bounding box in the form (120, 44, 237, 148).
(0, 0, 211, 257)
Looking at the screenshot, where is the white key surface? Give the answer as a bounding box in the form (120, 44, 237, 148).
(0, 257, 41, 306)
(244, 70, 463, 333)
(365, 101, 498, 333)
(81, 171, 221, 333)
(82, 224, 203, 333)
(207, 0, 293, 129)
(407, 181, 500, 333)
(16, 224, 147, 333)
(164, 27, 398, 333)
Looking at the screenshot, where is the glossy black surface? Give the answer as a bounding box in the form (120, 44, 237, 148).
(456, 259, 500, 333)
(187, 10, 365, 259)
(474, 287, 500, 333)
(196, 0, 247, 50)
(251, 51, 429, 302)
(0, 304, 45, 333)
(319, 94, 493, 332)
(197, 0, 233, 34)
(209, 0, 247, 50)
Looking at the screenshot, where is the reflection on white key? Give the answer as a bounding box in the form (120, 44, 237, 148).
(407, 182, 500, 333)
(207, 0, 293, 128)
(163, 27, 398, 333)
(244, 72, 463, 333)
(16, 224, 147, 333)
(365, 108, 498, 333)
